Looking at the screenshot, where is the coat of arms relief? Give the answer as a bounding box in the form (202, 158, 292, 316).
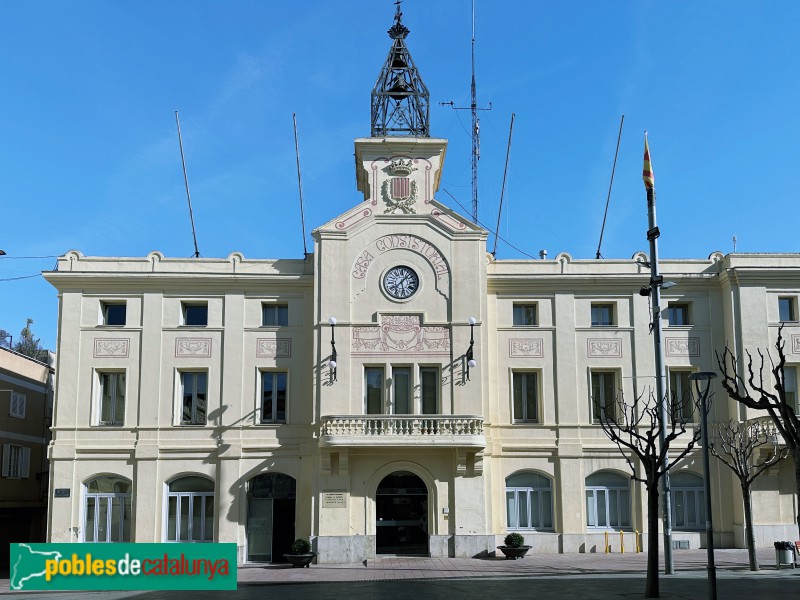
(382, 158, 418, 214)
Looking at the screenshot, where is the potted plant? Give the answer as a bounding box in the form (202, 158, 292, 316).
(497, 532, 531, 559)
(283, 538, 316, 568)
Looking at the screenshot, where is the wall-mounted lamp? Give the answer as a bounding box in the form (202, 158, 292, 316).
(328, 316, 338, 382)
(466, 317, 477, 381)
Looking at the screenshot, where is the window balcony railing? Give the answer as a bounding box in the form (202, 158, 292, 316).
(319, 415, 485, 448)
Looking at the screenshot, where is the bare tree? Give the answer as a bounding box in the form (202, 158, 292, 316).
(709, 419, 787, 570)
(717, 326, 800, 539)
(597, 390, 700, 599)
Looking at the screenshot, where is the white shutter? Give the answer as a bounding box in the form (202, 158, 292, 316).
(10, 392, 26, 418)
(21, 447, 31, 478)
(1, 444, 10, 477)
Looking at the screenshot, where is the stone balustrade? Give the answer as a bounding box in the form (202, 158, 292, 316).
(319, 415, 485, 448)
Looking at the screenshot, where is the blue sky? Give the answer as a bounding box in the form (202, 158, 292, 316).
(1, 1, 799, 351)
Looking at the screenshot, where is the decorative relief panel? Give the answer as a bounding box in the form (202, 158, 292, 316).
(256, 338, 292, 358)
(352, 315, 450, 354)
(509, 338, 544, 358)
(175, 338, 212, 358)
(94, 338, 130, 358)
(335, 208, 372, 230)
(587, 338, 622, 358)
(792, 335, 800, 354)
(665, 337, 700, 357)
(431, 209, 467, 231)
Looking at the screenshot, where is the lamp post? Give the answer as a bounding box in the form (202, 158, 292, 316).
(690, 371, 717, 600)
(328, 317, 337, 382)
(465, 317, 477, 381)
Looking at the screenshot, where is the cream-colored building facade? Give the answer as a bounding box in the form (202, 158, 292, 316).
(43, 8, 798, 564)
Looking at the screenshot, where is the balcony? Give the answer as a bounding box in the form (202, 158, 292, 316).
(319, 415, 485, 448)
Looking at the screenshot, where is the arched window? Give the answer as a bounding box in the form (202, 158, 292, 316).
(166, 476, 214, 542)
(84, 476, 131, 542)
(670, 472, 705, 530)
(586, 471, 630, 529)
(505, 472, 553, 530)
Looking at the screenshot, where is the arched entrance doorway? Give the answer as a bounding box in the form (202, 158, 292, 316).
(246, 473, 296, 562)
(376, 471, 428, 555)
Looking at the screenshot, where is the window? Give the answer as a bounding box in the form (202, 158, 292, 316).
(1, 444, 30, 479)
(182, 303, 208, 327)
(165, 476, 214, 543)
(365, 367, 384, 414)
(391, 367, 412, 414)
(670, 472, 705, 530)
(669, 370, 694, 423)
(591, 371, 618, 423)
(506, 472, 553, 530)
(586, 471, 630, 528)
(102, 302, 126, 326)
(512, 371, 538, 422)
(262, 304, 288, 327)
(784, 366, 797, 411)
(97, 372, 125, 426)
(667, 303, 689, 326)
(261, 371, 287, 423)
(420, 367, 439, 414)
(513, 304, 537, 326)
(779, 297, 797, 322)
(180, 372, 207, 425)
(9, 392, 26, 419)
(84, 476, 131, 542)
(591, 303, 614, 327)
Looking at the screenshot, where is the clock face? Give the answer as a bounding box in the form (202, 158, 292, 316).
(383, 266, 419, 299)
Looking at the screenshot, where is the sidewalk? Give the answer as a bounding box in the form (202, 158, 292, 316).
(236, 548, 791, 584)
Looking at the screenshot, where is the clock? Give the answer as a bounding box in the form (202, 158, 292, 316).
(383, 265, 419, 299)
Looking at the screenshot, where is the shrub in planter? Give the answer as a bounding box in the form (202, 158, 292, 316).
(504, 533, 525, 549)
(291, 538, 312, 554)
(498, 533, 530, 559)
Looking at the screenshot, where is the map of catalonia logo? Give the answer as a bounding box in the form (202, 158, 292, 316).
(10, 543, 237, 590)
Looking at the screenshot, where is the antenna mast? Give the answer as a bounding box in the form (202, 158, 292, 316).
(470, 0, 478, 223)
(175, 111, 201, 258)
(293, 113, 309, 259)
(440, 0, 490, 223)
(595, 115, 625, 259)
(492, 113, 515, 257)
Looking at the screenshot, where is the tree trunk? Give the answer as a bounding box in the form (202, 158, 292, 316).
(742, 485, 758, 571)
(645, 483, 660, 598)
(794, 448, 800, 541)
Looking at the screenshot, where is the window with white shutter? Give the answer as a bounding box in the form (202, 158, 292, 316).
(10, 392, 26, 419)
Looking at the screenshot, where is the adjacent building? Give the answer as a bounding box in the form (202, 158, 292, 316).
(43, 7, 797, 563)
(1, 347, 54, 568)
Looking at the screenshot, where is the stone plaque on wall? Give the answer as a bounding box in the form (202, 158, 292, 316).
(256, 338, 292, 358)
(587, 338, 622, 358)
(322, 490, 347, 508)
(175, 338, 212, 357)
(665, 337, 700, 357)
(94, 338, 130, 358)
(509, 338, 544, 358)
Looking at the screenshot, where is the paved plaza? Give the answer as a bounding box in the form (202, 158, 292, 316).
(2, 548, 798, 599)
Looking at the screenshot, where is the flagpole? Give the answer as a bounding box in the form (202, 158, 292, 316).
(644, 132, 675, 575)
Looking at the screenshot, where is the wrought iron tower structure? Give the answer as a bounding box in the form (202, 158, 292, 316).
(371, 3, 430, 137)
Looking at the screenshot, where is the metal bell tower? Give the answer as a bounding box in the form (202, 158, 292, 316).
(371, 2, 430, 137)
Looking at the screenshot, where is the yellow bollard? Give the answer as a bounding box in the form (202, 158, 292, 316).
(620, 530, 625, 554)
(604, 531, 609, 553)
(635, 530, 641, 553)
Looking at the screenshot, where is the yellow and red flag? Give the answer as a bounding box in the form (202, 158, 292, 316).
(642, 134, 655, 189)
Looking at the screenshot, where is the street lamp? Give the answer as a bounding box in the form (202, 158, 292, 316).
(328, 317, 338, 382)
(690, 371, 718, 600)
(465, 317, 477, 381)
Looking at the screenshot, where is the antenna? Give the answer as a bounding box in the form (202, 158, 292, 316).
(175, 111, 201, 258)
(595, 114, 625, 259)
(492, 113, 515, 257)
(732, 234, 737, 253)
(293, 113, 309, 259)
(440, 0, 491, 223)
